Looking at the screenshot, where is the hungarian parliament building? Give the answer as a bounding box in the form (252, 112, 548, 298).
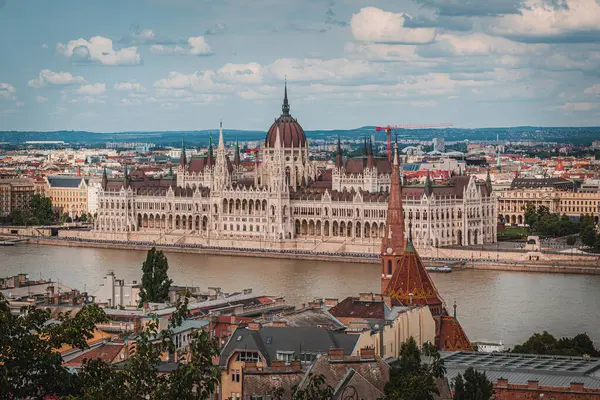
(94, 85, 497, 251)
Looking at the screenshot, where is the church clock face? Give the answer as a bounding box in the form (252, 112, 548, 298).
(387, 247, 393, 254)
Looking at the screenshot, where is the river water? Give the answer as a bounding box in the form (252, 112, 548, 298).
(2, 244, 600, 347)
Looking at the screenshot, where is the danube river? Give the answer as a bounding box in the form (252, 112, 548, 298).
(3, 244, 600, 347)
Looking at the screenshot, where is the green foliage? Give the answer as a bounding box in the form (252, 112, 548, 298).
(139, 247, 173, 306)
(522, 204, 580, 237)
(512, 331, 599, 357)
(0, 291, 221, 399)
(8, 194, 54, 226)
(566, 235, 577, 246)
(292, 373, 334, 400)
(0, 294, 107, 398)
(580, 215, 597, 248)
(452, 367, 493, 400)
(382, 338, 445, 400)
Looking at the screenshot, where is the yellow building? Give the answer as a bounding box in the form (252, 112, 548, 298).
(498, 188, 600, 225)
(45, 176, 89, 218)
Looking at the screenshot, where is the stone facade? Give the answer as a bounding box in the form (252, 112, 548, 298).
(94, 86, 497, 250)
(498, 187, 600, 225)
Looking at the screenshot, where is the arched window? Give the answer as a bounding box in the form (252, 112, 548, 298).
(387, 260, 392, 275)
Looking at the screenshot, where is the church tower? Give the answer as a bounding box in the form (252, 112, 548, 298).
(214, 121, 230, 191)
(380, 143, 405, 293)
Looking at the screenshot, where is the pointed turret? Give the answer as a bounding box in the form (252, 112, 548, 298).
(274, 125, 282, 149)
(282, 77, 290, 116)
(218, 121, 224, 150)
(486, 168, 492, 193)
(207, 135, 214, 166)
(101, 167, 108, 191)
(234, 137, 241, 166)
(335, 135, 343, 168)
(180, 137, 187, 168)
(380, 142, 406, 292)
(424, 170, 433, 197)
(123, 166, 129, 189)
(367, 136, 375, 169)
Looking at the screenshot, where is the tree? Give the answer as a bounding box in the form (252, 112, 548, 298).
(512, 331, 599, 357)
(382, 338, 445, 400)
(139, 247, 173, 305)
(452, 367, 493, 400)
(0, 294, 108, 398)
(523, 204, 538, 229)
(30, 194, 54, 225)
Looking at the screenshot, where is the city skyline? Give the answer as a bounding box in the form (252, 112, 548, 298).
(1, 0, 600, 132)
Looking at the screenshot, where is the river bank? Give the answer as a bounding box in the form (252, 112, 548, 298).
(25, 237, 600, 275)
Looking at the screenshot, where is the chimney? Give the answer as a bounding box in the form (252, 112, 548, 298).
(324, 298, 338, 307)
(308, 300, 322, 310)
(360, 347, 376, 360)
(496, 378, 508, 387)
(271, 360, 285, 371)
(247, 322, 261, 331)
(271, 321, 287, 328)
(328, 348, 345, 361)
(290, 360, 302, 371)
(570, 382, 585, 392)
(527, 380, 538, 389)
(359, 292, 375, 302)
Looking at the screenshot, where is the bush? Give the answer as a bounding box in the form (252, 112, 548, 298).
(566, 236, 576, 246)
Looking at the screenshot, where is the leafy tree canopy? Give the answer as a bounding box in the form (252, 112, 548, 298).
(452, 367, 493, 400)
(512, 331, 599, 357)
(139, 247, 173, 306)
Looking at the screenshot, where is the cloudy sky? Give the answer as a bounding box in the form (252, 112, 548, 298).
(1, 0, 600, 132)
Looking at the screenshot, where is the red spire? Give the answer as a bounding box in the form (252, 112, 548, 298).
(380, 144, 405, 293)
(380, 143, 405, 256)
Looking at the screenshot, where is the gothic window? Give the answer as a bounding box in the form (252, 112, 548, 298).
(387, 260, 392, 275)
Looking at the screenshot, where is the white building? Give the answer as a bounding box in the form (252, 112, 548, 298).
(432, 137, 445, 153)
(94, 85, 497, 249)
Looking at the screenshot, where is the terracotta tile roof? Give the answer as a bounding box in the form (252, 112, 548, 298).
(64, 343, 124, 366)
(328, 297, 385, 320)
(439, 316, 472, 351)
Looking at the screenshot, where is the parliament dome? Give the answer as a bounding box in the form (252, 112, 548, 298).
(265, 83, 307, 148)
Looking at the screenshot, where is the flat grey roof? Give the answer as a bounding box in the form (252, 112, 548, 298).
(442, 351, 600, 389)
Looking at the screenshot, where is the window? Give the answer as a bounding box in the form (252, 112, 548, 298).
(231, 369, 240, 382)
(237, 351, 259, 362)
(276, 351, 294, 362)
(387, 260, 392, 275)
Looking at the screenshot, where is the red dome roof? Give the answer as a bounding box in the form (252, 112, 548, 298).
(265, 83, 307, 148)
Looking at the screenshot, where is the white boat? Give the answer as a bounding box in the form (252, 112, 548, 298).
(474, 341, 505, 353)
(425, 265, 452, 273)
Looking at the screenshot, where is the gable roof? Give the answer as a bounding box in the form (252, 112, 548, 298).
(219, 326, 360, 367)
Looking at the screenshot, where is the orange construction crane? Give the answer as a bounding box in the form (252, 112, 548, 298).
(376, 123, 453, 161)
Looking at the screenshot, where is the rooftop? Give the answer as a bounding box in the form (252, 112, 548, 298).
(442, 351, 600, 389)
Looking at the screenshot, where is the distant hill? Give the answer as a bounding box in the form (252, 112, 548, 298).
(1, 126, 599, 146)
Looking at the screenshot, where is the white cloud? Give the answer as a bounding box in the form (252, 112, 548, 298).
(150, 36, 213, 56)
(41, 43, 48, 49)
(236, 85, 279, 100)
(57, 36, 141, 66)
(556, 102, 597, 111)
(216, 63, 263, 84)
(488, 0, 600, 41)
(421, 33, 546, 57)
(584, 84, 600, 95)
(350, 7, 436, 44)
(410, 100, 437, 107)
(113, 82, 147, 92)
(265, 58, 379, 83)
(35, 96, 48, 104)
(28, 69, 87, 88)
(75, 83, 106, 95)
(15, 101, 25, 108)
(153, 71, 230, 93)
(120, 97, 143, 106)
(0, 83, 16, 100)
